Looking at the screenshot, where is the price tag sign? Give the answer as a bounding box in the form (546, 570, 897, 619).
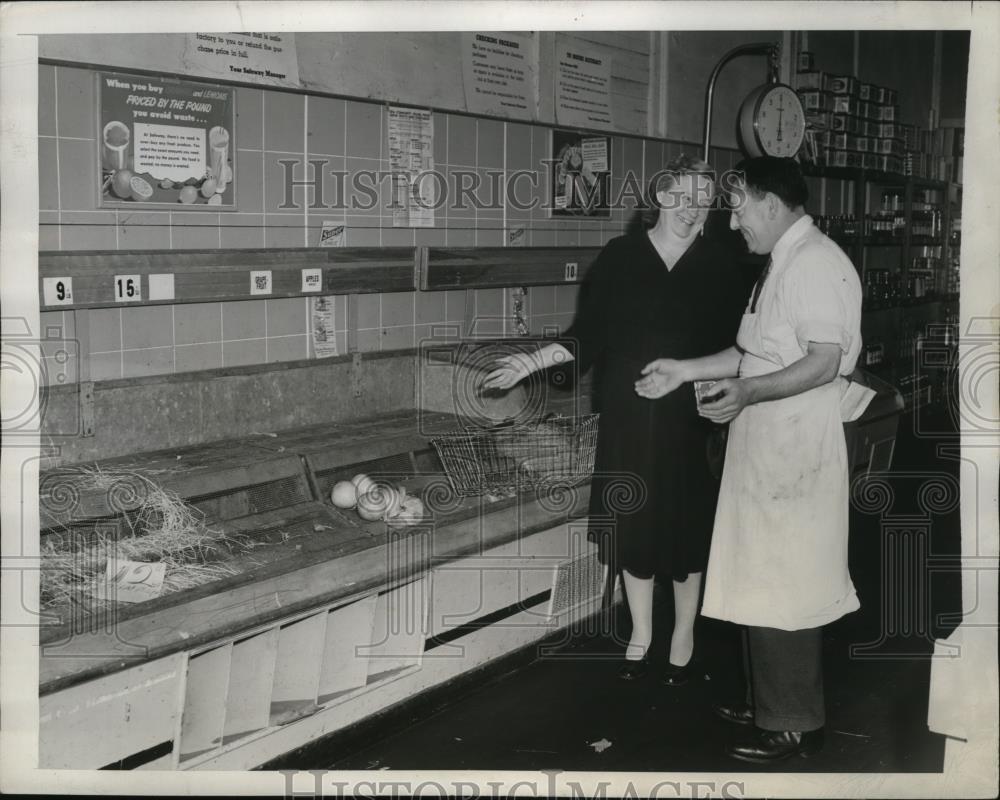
(114, 274, 142, 302)
(250, 270, 272, 295)
(148, 273, 175, 301)
(95, 558, 166, 603)
(301, 268, 322, 292)
(42, 277, 74, 306)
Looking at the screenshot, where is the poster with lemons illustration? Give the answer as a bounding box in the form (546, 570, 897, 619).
(98, 72, 236, 209)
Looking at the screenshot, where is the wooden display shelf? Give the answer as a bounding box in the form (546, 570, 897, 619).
(39, 247, 420, 310)
(420, 245, 600, 290)
(38, 440, 308, 532)
(862, 238, 904, 247)
(802, 165, 948, 190)
(39, 478, 590, 693)
(37, 406, 591, 693)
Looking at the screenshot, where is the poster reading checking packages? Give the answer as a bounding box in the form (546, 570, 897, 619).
(98, 72, 236, 208)
(461, 32, 534, 120)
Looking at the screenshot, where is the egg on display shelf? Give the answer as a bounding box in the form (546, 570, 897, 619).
(330, 480, 358, 509)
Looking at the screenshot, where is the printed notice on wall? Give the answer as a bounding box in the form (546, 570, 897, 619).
(388, 107, 435, 228)
(183, 32, 300, 87)
(98, 71, 235, 209)
(311, 296, 339, 358)
(461, 32, 534, 120)
(550, 129, 612, 218)
(555, 40, 613, 130)
(133, 123, 204, 181)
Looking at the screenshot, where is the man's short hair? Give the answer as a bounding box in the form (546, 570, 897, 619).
(733, 156, 809, 210)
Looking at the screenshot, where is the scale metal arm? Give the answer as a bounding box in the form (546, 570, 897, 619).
(702, 42, 780, 162)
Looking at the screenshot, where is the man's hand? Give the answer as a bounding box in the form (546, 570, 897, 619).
(482, 354, 534, 391)
(696, 378, 751, 423)
(635, 358, 688, 399)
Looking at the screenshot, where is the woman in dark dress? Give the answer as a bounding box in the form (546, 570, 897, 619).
(484, 155, 747, 682)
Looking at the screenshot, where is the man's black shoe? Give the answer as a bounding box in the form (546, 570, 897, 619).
(712, 702, 755, 726)
(725, 728, 825, 763)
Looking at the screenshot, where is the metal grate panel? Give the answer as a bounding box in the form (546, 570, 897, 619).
(315, 452, 416, 497)
(548, 552, 605, 617)
(245, 475, 309, 514)
(189, 475, 309, 522)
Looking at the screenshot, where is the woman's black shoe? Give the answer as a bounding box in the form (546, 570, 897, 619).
(661, 658, 705, 687)
(617, 658, 649, 681)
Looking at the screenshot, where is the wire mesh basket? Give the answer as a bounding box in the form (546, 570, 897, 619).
(431, 414, 599, 496)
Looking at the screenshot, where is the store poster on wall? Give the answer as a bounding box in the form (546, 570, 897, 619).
(460, 32, 535, 120)
(98, 72, 236, 209)
(388, 106, 435, 227)
(310, 296, 339, 358)
(182, 32, 300, 88)
(550, 129, 611, 218)
(555, 39, 614, 131)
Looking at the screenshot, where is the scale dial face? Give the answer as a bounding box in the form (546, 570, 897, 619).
(740, 83, 806, 158)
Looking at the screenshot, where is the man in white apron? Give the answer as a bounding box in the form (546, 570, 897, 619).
(635, 157, 863, 763)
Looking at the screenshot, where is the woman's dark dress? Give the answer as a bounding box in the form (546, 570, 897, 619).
(561, 232, 749, 580)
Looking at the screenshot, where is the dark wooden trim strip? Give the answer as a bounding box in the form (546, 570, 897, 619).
(38, 247, 420, 309)
(422, 246, 600, 290)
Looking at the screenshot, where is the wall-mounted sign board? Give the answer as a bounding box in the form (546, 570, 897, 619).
(39, 248, 419, 310)
(182, 32, 300, 87)
(555, 37, 614, 131)
(420, 246, 600, 290)
(461, 32, 535, 121)
(98, 71, 236, 210)
(550, 129, 612, 218)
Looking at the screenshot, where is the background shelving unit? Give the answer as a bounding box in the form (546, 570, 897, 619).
(803, 166, 961, 411)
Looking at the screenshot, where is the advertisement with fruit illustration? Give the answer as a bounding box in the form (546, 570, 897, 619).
(98, 72, 236, 208)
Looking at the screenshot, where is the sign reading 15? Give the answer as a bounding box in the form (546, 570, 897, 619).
(114, 274, 142, 302)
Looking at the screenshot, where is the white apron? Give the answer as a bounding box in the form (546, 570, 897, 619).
(701, 310, 861, 631)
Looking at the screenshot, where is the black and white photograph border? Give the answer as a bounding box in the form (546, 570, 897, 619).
(1, 2, 998, 797)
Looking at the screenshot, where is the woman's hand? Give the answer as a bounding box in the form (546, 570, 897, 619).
(635, 358, 688, 399)
(696, 378, 751, 423)
(482, 354, 534, 391)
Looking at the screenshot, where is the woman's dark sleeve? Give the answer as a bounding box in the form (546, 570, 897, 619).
(556, 240, 616, 374)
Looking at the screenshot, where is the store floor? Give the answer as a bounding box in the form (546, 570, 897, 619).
(267, 407, 961, 774)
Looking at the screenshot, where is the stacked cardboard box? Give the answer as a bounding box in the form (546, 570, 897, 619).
(796, 71, 911, 174)
(908, 124, 964, 182)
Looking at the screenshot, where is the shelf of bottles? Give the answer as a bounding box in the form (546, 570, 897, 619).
(861, 300, 959, 410)
(944, 184, 962, 298)
(805, 166, 961, 411)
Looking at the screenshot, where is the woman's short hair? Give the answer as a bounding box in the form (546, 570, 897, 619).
(642, 153, 716, 228)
